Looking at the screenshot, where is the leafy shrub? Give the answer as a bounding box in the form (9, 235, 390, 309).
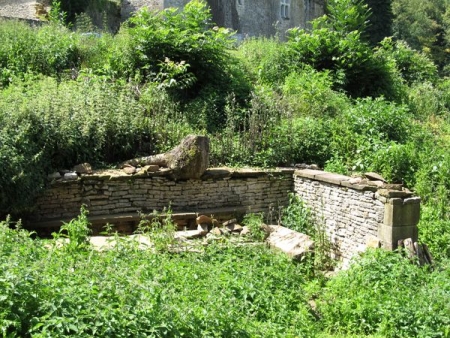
(236, 37, 289, 86)
(242, 213, 267, 242)
(105, 0, 250, 130)
(405, 79, 450, 120)
(0, 20, 80, 86)
(136, 208, 177, 252)
(377, 39, 438, 86)
(55, 205, 91, 252)
(340, 97, 412, 143)
(326, 97, 416, 175)
(267, 117, 332, 166)
(415, 147, 450, 204)
(282, 67, 349, 117)
(282, 193, 315, 236)
(33, 24, 81, 78)
(0, 76, 197, 215)
(324, 157, 349, 175)
(108, 1, 233, 92)
(317, 249, 450, 337)
(285, 16, 394, 98)
(77, 32, 114, 70)
(419, 204, 450, 261)
(370, 142, 419, 185)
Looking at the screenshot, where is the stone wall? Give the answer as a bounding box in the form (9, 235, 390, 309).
(29, 167, 420, 262)
(121, 0, 325, 38)
(0, 0, 43, 20)
(31, 168, 293, 222)
(293, 169, 420, 262)
(2, 0, 324, 37)
(121, 0, 165, 19)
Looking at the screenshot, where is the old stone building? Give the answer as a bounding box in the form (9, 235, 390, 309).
(0, 0, 324, 37)
(122, 0, 325, 37)
(0, 0, 48, 21)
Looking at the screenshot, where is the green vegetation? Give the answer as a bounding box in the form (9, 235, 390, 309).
(1, 210, 449, 337)
(1, 0, 450, 335)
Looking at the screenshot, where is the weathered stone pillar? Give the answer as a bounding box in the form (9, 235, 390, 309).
(377, 191, 421, 250)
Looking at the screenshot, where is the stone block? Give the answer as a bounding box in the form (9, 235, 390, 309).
(341, 180, 377, 191)
(293, 169, 319, 180)
(384, 202, 420, 227)
(404, 197, 421, 205)
(314, 172, 350, 185)
(266, 225, 314, 260)
(378, 224, 418, 249)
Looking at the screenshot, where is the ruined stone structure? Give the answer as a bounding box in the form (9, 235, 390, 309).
(1, 0, 324, 37)
(0, 0, 48, 21)
(293, 169, 420, 262)
(32, 168, 293, 221)
(29, 168, 420, 263)
(121, 0, 325, 37)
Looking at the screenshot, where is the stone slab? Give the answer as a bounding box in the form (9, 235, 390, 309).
(266, 225, 314, 260)
(294, 169, 323, 180)
(314, 172, 350, 185)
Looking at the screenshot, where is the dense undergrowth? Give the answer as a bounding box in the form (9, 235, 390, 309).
(1, 0, 450, 335)
(1, 213, 449, 337)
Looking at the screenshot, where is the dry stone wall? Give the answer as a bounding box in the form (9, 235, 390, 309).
(32, 168, 293, 222)
(293, 169, 420, 262)
(30, 167, 420, 262)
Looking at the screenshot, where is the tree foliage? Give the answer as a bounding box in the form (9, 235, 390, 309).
(392, 0, 450, 73)
(364, 0, 393, 45)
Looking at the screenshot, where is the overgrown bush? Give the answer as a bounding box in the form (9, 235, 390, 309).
(317, 249, 450, 337)
(377, 38, 438, 86)
(326, 97, 414, 174)
(0, 20, 80, 87)
(282, 193, 315, 236)
(236, 37, 289, 87)
(282, 67, 349, 117)
(0, 76, 197, 215)
(284, 0, 395, 99)
(370, 142, 418, 185)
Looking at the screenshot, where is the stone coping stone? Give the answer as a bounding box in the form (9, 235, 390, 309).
(341, 180, 378, 192)
(52, 167, 295, 184)
(314, 172, 350, 185)
(294, 169, 415, 194)
(295, 169, 353, 186)
(294, 169, 323, 180)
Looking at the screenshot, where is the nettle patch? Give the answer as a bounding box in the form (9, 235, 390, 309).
(1, 209, 449, 337)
